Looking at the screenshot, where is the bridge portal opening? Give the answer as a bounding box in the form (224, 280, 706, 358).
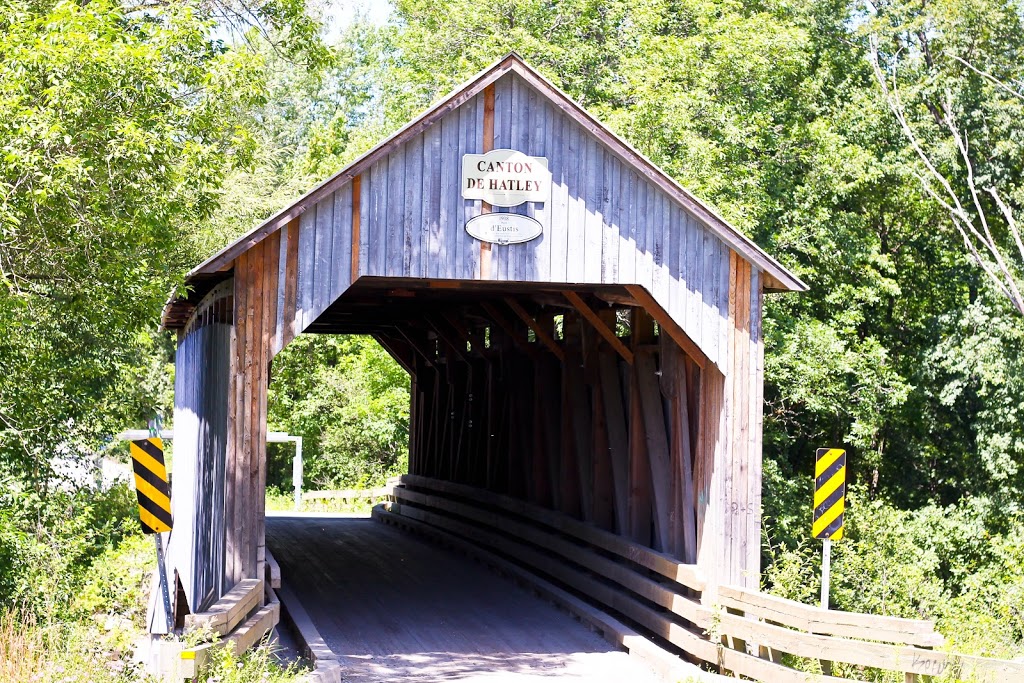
(298, 277, 704, 558)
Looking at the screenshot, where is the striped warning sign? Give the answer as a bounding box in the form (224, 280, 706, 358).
(813, 448, 846, 541)
(130, 437, 172, 534)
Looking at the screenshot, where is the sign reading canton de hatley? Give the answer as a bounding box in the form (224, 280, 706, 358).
(462, 149, 551, 207)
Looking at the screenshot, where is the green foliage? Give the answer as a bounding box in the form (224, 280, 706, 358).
(0, 482, 139, 619)
(267, 335, 410, 490)
(192, 635, 306, 683)
(0, 0, 268, 481)
(764, 488, 1024, 660)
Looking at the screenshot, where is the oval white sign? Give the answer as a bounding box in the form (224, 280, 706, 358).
(465, 212, 542, 245)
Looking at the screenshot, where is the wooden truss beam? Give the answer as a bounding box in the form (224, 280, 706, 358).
(562, 291, 633, 365)
(503, 297, 565, 362)
(624, 285, 707, 370)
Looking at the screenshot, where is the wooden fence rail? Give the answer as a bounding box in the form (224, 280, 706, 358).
(388, 475, 1024, 683)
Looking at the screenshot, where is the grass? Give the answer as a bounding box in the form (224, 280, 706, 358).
(0, 519, 307, 683)
(265, 488, 384, 515)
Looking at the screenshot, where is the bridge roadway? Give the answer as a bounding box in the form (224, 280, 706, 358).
(266, 514, 664, 682)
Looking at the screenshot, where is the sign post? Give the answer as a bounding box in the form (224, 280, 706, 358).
(130, 436, 174, 632)
(813, 447, 846, 610)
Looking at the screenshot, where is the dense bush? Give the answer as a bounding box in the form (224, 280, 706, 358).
(763, 484, 1024, 660)
(0, 482, 138, 619)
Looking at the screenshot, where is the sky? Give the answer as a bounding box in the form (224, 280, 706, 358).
(322, 0, 394, 40)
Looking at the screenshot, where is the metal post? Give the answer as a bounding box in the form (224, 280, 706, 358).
(292, 436, 303, 510)
(154, 533, 173, 632)
(820, 538, 832, 610)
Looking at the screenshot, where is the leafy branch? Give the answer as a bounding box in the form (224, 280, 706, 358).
(869, 39, 1024, 315)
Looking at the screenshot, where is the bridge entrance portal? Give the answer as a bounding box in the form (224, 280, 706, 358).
(157, 54, 804, 673)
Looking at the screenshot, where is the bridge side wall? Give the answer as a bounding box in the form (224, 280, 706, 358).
(168, 283, 233, 620)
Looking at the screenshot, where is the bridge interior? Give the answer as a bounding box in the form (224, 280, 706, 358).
(266, 514, 663, 682)
(298, 277, 705, 562)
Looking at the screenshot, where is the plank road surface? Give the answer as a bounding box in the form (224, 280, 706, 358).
(266, 515, 664, 682)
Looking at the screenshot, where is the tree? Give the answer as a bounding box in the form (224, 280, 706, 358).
(867, 0, 1024, 314)
(0, 0, 323, 485)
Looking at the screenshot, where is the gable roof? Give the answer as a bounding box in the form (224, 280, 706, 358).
(170, 53, 805, 319)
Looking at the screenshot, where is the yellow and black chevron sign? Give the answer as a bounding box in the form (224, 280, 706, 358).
(813, 448, 846, 541)
(130, 438, 172, 534)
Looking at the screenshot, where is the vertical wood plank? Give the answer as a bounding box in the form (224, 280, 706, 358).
(479, 84, 495, 279)
(525, 83, 545, 281)
(565, 122, 584, 283)
(369, 158, 388, 276)
(240, 244, 260, 578)
(618, 170, 636, 283)
(424, 125, 442, 279)
(312, 192, 334, 322)
(255, 238, 276, 582)
(635, 180, 653, 291)
(351, 175, 362, 282)
(701, 226, 718, 367)
(296, 209, 316, 331)
(549, 113, 569, 282)
(601, 154, 618, 283)
(330, 186, 351, 303)
(385, 145, 406, 277)
(438, 111, 458, 279)
(653, 191, 670, 306)
(273, 225, 288, 355)
(282, 219, 299, 348)
(750, 268, 764, 585)
(404, 134, 423, 277)
(456, 95, 479, 279)
(687, 215, 704, 350)
(583, 136, 603, 283)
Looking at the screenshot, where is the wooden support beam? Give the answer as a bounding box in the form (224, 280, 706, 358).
(599, 351, 630, 537)
(425, 316, 470, 364)
(563, 291, 633, 364)
(373, 333, 415, 375)
(587, 329, 615, 532)
(564, 316, 593, 522)
(503, 297, 566, 362)
(635, 350, 673, 553)
(441, 311, 490, 357)
(628, 308, 655, 547)
(480, 301, 541, 360)
(624, 285, 707, 370)
(395, 327, 435, 368)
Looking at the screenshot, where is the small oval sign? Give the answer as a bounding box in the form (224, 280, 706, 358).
(465, 212, 542, 245)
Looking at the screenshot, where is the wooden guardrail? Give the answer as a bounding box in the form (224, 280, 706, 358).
(387, 475, 1024, 683)
(303, 486, 392, 503)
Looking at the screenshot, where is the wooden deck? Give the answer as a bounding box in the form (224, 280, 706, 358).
(265, 514, 664, 682)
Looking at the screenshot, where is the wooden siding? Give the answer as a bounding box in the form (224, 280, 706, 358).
(235, 73, 732, 371)
(226, 233, 282, 588)
(169, 282, 233, 615)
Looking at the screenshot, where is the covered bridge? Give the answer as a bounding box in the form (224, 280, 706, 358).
(160, 53, 805, 636)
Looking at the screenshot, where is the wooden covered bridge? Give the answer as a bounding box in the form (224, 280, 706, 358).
(155, 55, 1019, 682)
